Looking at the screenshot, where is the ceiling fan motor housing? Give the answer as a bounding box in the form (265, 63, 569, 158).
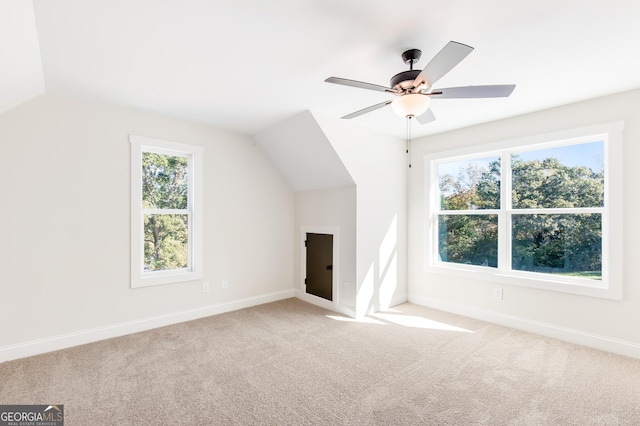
(391, 69, 421, 91)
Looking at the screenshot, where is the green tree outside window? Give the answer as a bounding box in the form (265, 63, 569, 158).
(142, 152, 189, 272)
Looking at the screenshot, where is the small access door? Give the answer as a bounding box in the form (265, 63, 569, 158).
(305, 233, 333, 301)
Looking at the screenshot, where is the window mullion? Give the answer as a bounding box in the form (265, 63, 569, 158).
(143, 208, 189, 215)
(509, 207, 604, 215)
(498, 152, 512, 273)
(437, 209, 500, 215)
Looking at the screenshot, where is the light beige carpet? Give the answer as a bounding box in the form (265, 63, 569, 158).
(1, 298, 639, 425)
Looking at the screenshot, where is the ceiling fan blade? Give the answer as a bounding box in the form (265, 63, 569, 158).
(428, 84, 516, 98)
(412, 41, 474, 91)
(325, 77, 398, 93)
(416, 108, 436, 125)
(342, 100, 393, 119)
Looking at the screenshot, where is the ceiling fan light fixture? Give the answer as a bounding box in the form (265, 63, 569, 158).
(391, 94, 431, 118)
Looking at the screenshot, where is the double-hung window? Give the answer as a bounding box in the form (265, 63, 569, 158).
(130, 135, 203, 288)
(425, 122, 623, 299)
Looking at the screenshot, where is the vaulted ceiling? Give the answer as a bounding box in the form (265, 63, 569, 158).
(3, 0, 640, 139)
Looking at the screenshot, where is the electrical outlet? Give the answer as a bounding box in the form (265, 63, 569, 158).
(221, 280, 229, 290)
(493, 288, 503, 300)
(202, 282, 210, 293)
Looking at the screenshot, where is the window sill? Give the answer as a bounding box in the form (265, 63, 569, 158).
(131, 269, 202, 289)
(425, 263, 621, 301)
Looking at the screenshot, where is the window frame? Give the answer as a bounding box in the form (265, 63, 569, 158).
(424, 122, 623, 300)
(130, 135, 203, 288)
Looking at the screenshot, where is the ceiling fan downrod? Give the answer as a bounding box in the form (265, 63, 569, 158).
(401, 48, 422, 71)
(391, 49, 423, 91)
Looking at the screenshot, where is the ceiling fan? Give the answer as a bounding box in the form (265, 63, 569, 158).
(325, 41, 515, 124)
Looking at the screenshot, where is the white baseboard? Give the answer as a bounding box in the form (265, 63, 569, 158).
(0, 289, 295, 363)
(293, 289, 357, 318)
(12, 290, 634, 363)
(408, 295, 640, 360)
(336, 304, 356, 318)
(389, 293, 408, 309)
(295, 289, 333, 310)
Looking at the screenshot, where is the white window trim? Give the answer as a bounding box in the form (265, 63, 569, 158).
(130, 135, 203, 288)
(424, 122, 624, 300)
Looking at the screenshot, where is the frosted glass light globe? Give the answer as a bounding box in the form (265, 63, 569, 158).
(391, 94, 431, 117)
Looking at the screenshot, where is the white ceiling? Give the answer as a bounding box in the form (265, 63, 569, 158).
(3, 0, 640, 139)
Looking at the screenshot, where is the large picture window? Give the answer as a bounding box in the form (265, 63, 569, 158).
(130, 135, 203, 288)
(426, 123, 623, 299)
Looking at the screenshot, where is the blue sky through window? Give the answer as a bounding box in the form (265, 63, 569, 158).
(437, 141, 604, 182)
(514, 141, 604, 172)
(438, 156, 499, 179)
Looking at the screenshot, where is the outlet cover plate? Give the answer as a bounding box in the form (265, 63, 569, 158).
(493, 288, 503, 300)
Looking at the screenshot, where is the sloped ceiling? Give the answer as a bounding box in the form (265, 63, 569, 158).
(0, 1, 45, 115)
(254, 111, 354, 192)
(3, 1, 640, 140)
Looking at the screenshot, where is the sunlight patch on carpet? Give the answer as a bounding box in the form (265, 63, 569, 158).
(371, 313, 475, 333)
(325, 315, 387, 325)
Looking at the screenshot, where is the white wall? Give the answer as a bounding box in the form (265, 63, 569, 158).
(408, 89, 640, 357)
(295, 186, 357, 313)
(312, 112, 408, 317)
(0, 94, 295, 360)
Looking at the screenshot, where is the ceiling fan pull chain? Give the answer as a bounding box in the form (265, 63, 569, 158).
(407, 116, 412, 168)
